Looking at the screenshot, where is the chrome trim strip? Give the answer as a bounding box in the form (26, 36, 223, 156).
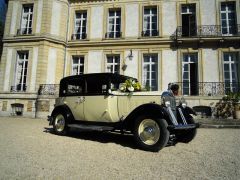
(178, 108, 187, 125)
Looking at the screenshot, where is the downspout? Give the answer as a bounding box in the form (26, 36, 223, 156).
(63, 1, 70, 77)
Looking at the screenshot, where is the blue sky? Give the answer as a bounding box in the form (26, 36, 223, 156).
(0, 0, 7, 22)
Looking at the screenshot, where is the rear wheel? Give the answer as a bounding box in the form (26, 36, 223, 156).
(53, 113, 69, 135)
(133, 116, 169, 152)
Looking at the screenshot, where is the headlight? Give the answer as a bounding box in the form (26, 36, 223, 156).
(182, 102, 187, 108)
(165, 101, 171, 107)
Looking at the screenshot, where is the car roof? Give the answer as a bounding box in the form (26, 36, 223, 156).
(60, 73, 136, 84)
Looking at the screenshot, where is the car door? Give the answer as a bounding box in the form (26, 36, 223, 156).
(65, 78, 85, 121)
(83, 75, 118, 122)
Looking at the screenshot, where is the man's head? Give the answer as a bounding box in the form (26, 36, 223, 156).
(169, 83, 179, 96)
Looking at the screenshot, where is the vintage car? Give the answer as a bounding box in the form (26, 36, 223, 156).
(48, 73, 198, 152)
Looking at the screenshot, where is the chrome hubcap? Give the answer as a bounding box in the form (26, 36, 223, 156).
(138, 119, 160, 145)
(54, 114, 65, 132)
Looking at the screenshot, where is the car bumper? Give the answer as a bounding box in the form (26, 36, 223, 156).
(168, 123, 200, 130)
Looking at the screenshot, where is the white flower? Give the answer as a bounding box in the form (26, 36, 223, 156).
(127, 86, 134, 92)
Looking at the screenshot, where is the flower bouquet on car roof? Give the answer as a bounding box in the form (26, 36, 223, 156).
(119, 78, 141, 93)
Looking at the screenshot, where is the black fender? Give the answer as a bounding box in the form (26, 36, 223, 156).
(123, 103, 172, 131)
(50, 105, 75, 125)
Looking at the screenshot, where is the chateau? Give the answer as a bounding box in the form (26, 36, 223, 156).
(0, 0, 239, 118)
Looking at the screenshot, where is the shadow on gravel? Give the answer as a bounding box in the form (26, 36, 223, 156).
(44, 127, 138, 150)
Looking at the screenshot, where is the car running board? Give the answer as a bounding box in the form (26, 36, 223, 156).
(68, 124, 114, 131)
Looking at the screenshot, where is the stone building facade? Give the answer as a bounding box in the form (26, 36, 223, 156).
(0, 0, 239, 118)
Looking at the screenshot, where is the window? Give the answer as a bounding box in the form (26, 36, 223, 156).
(13, 51, 29, 92)
(142, 54, 158, 91)
(19, 4, 33, 35)
(181, 4, 196, 37)
(223, 52, 239, 93)
(106, 55, 120, 74)
(221, 2, 236, 35)
(86, 76, 109, 95)
(65, 79, 85, 96)
(182, 53, 198, 95)
(72, 56, 84, 75)
(72, 11, 87, 40)
(106, 9, 121, 38)
(142, 7, 158, 37)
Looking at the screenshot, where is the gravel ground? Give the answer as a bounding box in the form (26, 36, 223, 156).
(0, 117, 240, 180)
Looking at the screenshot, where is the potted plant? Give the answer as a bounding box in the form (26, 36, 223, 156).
(229, 92, 240, 119)
(214, 92, 240, 119)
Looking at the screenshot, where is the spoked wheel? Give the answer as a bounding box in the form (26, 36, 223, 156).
(53, 113, 68, 135)
(133, 116, 169, 152)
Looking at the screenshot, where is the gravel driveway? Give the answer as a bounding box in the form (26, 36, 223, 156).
(0, 117, 240, 180)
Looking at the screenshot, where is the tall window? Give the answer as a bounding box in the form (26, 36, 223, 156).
(20, 4, 33, 35)
(221, 2, 236, 35)
(143, 7, 158, 37)
(182, 53, 198, 95)
(142, 54, 158, 91)
(73, 11, 87, 40)
(72, 56, 84, 75)
(14, 51, 29, 91)
(223, 52, 239, 92)
(181, 4, 196, 37)
(106, 9, 121, 38)
(106, 55, 120, 74)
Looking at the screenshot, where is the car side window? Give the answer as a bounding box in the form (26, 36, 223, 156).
(63, 79, 85, 96)
(86, 76, 109, 95)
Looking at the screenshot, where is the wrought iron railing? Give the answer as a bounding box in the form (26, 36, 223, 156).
(17, 28, 32, 35)
(141, 30, 159, 37)
(105, 32, 122, 38)
(71, 33, 87, 40)
(173, 24, 240, 38)
(10, 85, 27, 92)
(176, 82, 240, 96)
(38, 84, 59, 96)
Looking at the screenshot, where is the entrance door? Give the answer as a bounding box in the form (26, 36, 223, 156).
(190, 63, 198, 95)
(181, 4, 196, 37)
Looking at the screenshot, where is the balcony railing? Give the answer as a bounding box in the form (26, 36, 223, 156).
(38, 84, 59, 96)
(71, 33, 87, 40)
(10, 85, 27, 92)
(173, 25, 240, 39)
(176, 82, 240, 96)
(17, 28, 32, 36)
(141, 30, 159, 37)
(105, 32, 122, 39)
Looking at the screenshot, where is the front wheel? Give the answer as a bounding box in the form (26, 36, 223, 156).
(133, 116, 169, 152)
(176, 117, 197, 143)
(53, 113, 69, 135)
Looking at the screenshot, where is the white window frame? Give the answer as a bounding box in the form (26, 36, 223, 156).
(220, 2, 236, 35)
(14, 51, 29, 91)
(142, 54, 158, 91)
(143, 7, 158, 36)
(20, 4, 33, 35)
(107, 9, 121, 38)
(106, 55, 120, 74)
(182, 53, 198, 95)
(223, 52, 239, 92)
(72, 56, 85, 75)
(73, 11, 87, 40)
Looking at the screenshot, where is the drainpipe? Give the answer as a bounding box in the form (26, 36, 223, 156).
(63, 1, 70, 77)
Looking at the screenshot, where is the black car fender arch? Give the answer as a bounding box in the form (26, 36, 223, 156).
(123, 103, 171, 130)
(51, 105, 75, 123)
